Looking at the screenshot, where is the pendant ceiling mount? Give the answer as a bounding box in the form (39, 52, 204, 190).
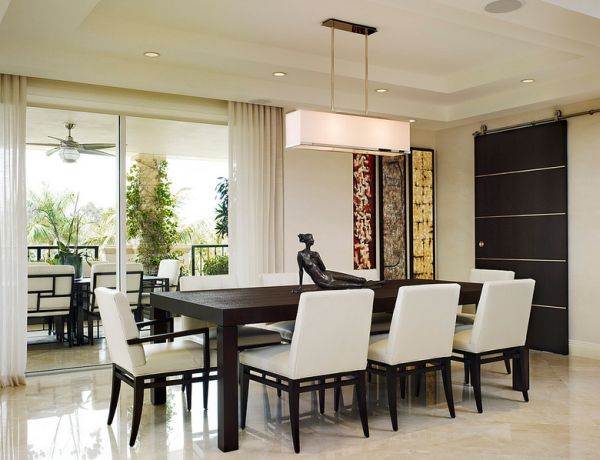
(285, 18, 410, 156)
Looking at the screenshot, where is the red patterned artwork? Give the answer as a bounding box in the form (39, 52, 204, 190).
(353, 154, 376, 270)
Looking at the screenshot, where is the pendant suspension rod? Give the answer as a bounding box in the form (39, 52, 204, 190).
(364, 30, 369, 115)
(330, 25, 335, 112)
(473, 108, 600, 136)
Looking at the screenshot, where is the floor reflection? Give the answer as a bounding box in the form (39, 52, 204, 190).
(2, 351, 600, 459)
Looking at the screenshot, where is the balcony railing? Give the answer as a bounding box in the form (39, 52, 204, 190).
(191, 244, 229, 275)
(28, 245, 100, 262)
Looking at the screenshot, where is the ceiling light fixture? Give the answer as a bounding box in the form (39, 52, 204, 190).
(521, 78, 535, 83)
(375, 88, 388, 93)
(409, 119, 416, 123)
(272, 71, 287, 77)
(484, 0, 524, 14)
(143, 51, 160, 58)
(285, 18, 410, 156)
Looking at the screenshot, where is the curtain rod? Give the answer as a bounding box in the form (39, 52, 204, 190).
(472, 108, 600, 136)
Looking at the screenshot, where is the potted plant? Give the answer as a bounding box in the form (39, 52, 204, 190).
(28, 190, 87, 278)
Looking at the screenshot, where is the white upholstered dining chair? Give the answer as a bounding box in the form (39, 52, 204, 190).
(452, 279, 535, 413)
(457, 268, 515, 379)
(239, 289, 374, 453)
(367, 283, 461, 430)
(96, 288, 214, 446)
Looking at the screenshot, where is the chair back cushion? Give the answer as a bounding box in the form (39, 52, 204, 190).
(91, 263, 143, 308)
(179, 274, 237, 291)
(288, 289, 374, 379)
(470, 279, 535, 353)
(469, 268, 515, 283)
(157, 259, 181, 287)
(386, 284, 460, 364)
(258, 272, 312, 287)
(27, 265, 74, 313)
(95, 287, 146, 371)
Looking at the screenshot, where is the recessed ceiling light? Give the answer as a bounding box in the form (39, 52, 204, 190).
(409, 119, 416, 123)
(143, 51, 160, 58)
(484, 0, 524, 14)
(375, 88, 388, 93)
(272, 72, 287, 77)
(521, 78, 535, 83)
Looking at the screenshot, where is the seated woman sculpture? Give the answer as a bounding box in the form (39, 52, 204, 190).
(297, 233, 375, 290)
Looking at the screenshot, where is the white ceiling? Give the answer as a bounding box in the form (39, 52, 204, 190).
(26, 107, 228, 160)
(4, 0, 600, 127)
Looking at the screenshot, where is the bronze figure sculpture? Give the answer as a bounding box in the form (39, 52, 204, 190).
(296, 233, 382, 290)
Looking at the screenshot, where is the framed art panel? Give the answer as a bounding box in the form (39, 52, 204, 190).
(353, 154, 376, 269)
(378, 155, 407, 280)
(409, 148, 435, 279)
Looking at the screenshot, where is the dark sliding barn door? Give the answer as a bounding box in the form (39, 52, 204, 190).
(474, 121, 568, 354)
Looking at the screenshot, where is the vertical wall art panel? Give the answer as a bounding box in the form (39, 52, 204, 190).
(410, 148, 435, 279)
(378, 156, 407, 280)
(353, 154, 376, 269)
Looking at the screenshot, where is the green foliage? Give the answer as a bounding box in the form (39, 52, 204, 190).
(28, 189, 84, 257)
(203, 255, 229, 275)
(214, 177, 228, 239)
(126, 160, 179, 273)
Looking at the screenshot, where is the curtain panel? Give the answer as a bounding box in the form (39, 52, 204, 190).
(228, 102, 284, 287)
(0, 74, 27, 387)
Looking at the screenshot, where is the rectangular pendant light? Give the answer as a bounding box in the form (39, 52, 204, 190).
(285, 110, 410, 156)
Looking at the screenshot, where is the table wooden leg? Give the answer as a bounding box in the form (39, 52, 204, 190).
(150, 307, 168, 405)
(218, 325, 239, 452)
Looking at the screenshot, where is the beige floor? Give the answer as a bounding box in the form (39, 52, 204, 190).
(3, 351, 600, 459)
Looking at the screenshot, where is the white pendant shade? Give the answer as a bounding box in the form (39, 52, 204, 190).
(285, 110, 410, 156)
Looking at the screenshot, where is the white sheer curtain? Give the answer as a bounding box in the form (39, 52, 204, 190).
(228, 102, 284, 287)
(0, 74, 27, 387)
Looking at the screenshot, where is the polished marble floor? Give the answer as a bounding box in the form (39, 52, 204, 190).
(3, 351, 600, 459)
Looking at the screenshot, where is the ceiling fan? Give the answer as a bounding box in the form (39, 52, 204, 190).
(27, 122, 116, 163)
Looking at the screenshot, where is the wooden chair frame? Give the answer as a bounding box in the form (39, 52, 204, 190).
(240, 364, 369, 454)
(367, 356, 455, 431)
(451, 345, 529, 413)
(108, 325, 216, 446)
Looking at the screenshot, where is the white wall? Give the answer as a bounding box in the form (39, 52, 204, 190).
(282, 128, 436, 274)
(283, 148, 353, 272)
(435, 99, 600, 358)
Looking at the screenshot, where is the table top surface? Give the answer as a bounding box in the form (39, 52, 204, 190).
(151, 278, 483, 327)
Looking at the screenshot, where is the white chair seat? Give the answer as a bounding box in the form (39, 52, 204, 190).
(132, 340, 215, 376)
(453, 328, 476, 353)
(240, 344, 292, 378)
(263, 320, 295, 341)
(367, 333, 389, 363)
(456, 312, 475, 324)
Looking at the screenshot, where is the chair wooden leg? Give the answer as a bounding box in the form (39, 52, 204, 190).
(355, 371, 369, 438)
(386, 366, 398, 431)
(514, 347, 529, 402)
(318, 378, 325, 414)
(503, 352, 512, 374)
(240, 366, 250, 429)
(399, 366, 406, 399)
(277, 379, 282, 398)
(129, 378, 145, 446)
(464, 361, 470, 385)
(107, 369, 121, 425)
(185, 374, 192, 411)
(334, 377, 341, 412)
(469, 355, 483, 413)
(203, 373, 209, 410)
(441, 358, 455, 418)
(288, 381, 301, 453)
(87, 314, 94, 346)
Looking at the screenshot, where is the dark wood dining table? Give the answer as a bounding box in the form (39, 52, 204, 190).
(150, 278, 491, 452)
